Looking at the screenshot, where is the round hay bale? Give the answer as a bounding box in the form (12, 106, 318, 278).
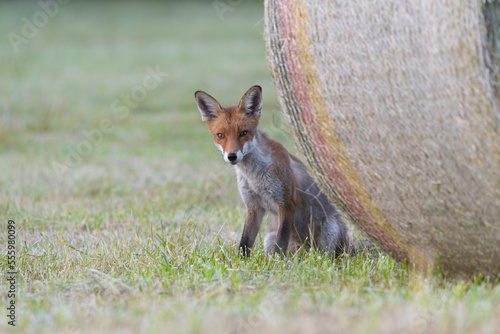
(264, 0, 500, 278)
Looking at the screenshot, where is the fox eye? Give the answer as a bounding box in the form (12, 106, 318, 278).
(217, 133, 225, 139)
(239, 131, 248, 137)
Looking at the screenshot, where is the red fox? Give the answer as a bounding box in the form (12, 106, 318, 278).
(195, 85, 349, 257)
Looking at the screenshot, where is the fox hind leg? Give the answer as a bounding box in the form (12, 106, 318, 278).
(319, 216, 349, 257)
(264, 232, 303, 255)
(319, 218, 340, 255)
(264, 232, 278, 254)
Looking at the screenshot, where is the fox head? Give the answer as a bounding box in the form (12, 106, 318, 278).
(195, 85, 263, 165)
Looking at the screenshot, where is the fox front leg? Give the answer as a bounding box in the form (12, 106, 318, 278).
(238, 206, 264, 257)
(271, 204, 295, 257)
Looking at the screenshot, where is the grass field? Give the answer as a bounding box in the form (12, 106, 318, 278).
(1, 1, 499, 333)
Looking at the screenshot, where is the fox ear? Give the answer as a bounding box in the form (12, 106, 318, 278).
(238, 85, 262, 117)
(195, 91, 222, 122)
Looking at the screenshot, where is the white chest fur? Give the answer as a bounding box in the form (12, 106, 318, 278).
(234, 138, 284, 214)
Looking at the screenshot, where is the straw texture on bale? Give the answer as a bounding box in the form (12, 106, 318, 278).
(264, 0, 500, 278)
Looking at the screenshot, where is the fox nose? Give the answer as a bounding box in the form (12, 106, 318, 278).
(227, 153, 238, 162)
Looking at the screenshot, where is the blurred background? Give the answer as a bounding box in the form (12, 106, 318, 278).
(0, 0, 287, 224)
(0, 2, 290, 330)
